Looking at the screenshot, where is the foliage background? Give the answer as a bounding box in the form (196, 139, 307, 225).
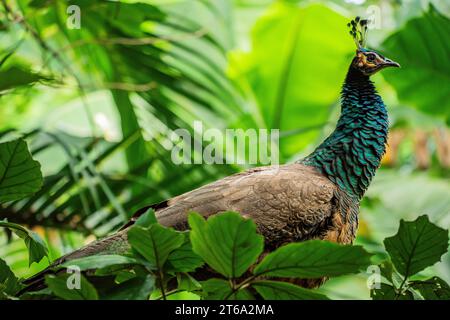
(0, 0, 449, 299)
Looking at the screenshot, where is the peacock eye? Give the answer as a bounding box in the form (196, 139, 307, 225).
(366, 53, 376, 62)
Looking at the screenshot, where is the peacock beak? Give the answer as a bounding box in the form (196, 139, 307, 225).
(383, 58, 400, 68)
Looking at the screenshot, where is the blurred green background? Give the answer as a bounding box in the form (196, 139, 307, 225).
(0, 0, 449, 299)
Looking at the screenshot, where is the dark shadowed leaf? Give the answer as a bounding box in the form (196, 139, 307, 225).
(61, 255, 139, 271)
(176, 273, 202, 293)
(166, 232, 204, 272)
(189, 212, 264, 278)
(128, 224, 184, 270)
(411, 277, 450, 300)
(46, 274, 99, 300)
(371, 283, 414, 300)
(0, 258, 20, 297)
(102, 275, 154, 300)
(252, 280, 328, 300)
(201, 278, 254, 300)
(0, 221, 48, 265)
(0, 66, 50, 92)
(0, 139, 43, 203)
(253, 240, 372, 278)
(384, 215, 449, 278)
(379, 260, 394, 283)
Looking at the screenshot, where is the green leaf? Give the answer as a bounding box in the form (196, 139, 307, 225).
(383, 215, 449, 278)
(188, 212, 264, 278)
(114, 271, 137, 284)
(102, 275, 154, 300)
(166, 232, 204, 273)
(252, 280, 328, 300)
(134, 208, 157, 228)
(61, 255, 139, 271)
(228, 3, 353, 157)
(45, 274, 99, 300)
(382, 5, 450, 121)
(253, 240, 372, 278)
(371, 283, 414, 300)
(176, 273, 202, 293)
(0, 258, 20, 297)
(379, 259, 394, 283)
(201, 278, 253, 300)
(0, 221, 48, 265)
(0, 139, 43, 203)
(411, 277, 450, 300)
(128, 224, 184, 270)
(0, 66, 49, 92)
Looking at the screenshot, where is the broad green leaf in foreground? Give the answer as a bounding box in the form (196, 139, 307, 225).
(410, 277, 450, 300)
(382, 5, 450, 121)
(166, 232, 204, 273)
(201, 278, 254, 300)
(252, 280, 328, 300)
(102, 275, 155, 300)
(371, 283, 414, 300)
(189, 211, 264, 278)
(128, 224, 184, 270)
(0, 221, 48, 265)
(383, 215, 448, 278)
(0, 139, 43, 203)
(0, 258, 20, 297)
(61, 255, 139, 271)
(45, 274, 99, 300)
(253, 240, 372, 278)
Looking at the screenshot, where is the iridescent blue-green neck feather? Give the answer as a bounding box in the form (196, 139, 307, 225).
(300, 66, 388, 199)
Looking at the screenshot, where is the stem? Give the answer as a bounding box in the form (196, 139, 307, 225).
(158, 269, 167, 300)
(223, 275, 257, 300)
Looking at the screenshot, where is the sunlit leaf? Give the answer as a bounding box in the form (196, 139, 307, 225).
(384, 215, 449, 278)
(0, 139, 43, 203)
(189, 211, 264, 278)
(128, 224, 184, 270)
(0, 221, 48, 266)
(229, 3, 353, 157)
(253, 240, 372, 278)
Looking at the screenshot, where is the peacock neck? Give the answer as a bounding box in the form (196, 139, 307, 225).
(300, 66, 389, 199)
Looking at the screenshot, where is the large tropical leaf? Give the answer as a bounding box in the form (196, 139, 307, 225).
(228, 3, 353, 158)
(0, 139, 42, 203)
(382, 5, 450, 121)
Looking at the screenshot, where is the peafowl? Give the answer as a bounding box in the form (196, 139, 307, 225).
(23, 17, 400, 290)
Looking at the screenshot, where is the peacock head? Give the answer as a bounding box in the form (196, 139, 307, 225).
(348, 17, 400, 76)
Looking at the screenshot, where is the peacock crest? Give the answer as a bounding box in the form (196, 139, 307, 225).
(347, 16, 369, 50)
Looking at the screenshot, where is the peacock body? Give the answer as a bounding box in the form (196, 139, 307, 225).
(23, 17, 400, 290)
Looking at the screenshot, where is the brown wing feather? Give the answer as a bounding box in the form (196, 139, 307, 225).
(22, 164, 356, 292)
(152, 163, 338, 245)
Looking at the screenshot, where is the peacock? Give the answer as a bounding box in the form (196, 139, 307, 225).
(23, 17, 400, 291)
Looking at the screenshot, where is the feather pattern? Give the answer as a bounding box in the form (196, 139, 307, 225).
(301, 66, 388, 199)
